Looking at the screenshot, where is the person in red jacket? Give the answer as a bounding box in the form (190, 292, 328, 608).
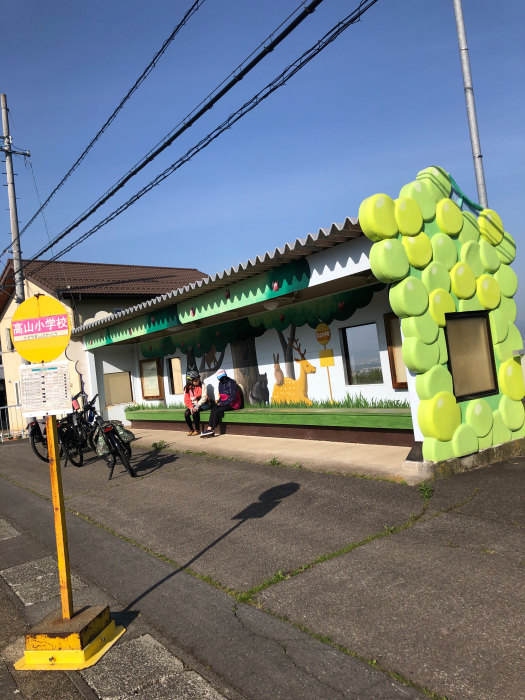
(200, 369, 241, 437)
(184, 371, 210, 435)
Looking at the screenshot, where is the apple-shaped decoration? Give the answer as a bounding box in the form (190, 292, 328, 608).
(181, 341, 185, 347)
(216, 331, 221, 338)
(190, 308, 196, 317)
(272, 281, 279, 292)
(197, 343, 201, 349)
(338, 301, 345, 311)
(279, 314, 285, 322)
(225, 289, 230, 299)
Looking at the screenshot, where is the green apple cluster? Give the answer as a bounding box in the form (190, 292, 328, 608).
(359, 166, 524, 461)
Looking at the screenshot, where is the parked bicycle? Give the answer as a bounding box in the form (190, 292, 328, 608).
(28, 392, 135, 477)
(92, 414, 136, 479)
(28, 415, 83, 467)
(72, 392, 136, 479)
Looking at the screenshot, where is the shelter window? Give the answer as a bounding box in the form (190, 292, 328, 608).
(444, 311, 498, 401)
(341, 322, 383, 385)
(168, 357, 183, 395)
(103, 371, 133, 406)
(384, 313, 407, 389)
(140, 358, 165, 400)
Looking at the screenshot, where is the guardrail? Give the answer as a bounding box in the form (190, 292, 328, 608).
(0, 404, 27, 442)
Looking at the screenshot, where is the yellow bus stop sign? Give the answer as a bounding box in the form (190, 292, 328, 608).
(10, 295, 71, 363)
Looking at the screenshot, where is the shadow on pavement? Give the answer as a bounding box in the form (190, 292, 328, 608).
(123, 482, 300, 612)
(131, 450, 178, 477)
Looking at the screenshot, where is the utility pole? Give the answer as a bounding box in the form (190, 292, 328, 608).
(452, 0, 488, 208)
(1, 93, 30, 304)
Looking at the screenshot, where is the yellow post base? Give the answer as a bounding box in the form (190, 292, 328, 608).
(14, 605, 125, 671)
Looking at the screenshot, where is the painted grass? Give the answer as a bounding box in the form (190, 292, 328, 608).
(126, 392, 409, 412)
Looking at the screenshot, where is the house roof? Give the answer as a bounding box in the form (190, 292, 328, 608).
(73, 216, 364, 336)
(0, 259, 206, 315)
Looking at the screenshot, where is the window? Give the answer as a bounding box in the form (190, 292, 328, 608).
(444, 311, 498, 401)
(168, 357, 183, 395)
(341, 322, 384, 385)
(139, 358, 165, 400)
(384, 313, 407, 389)
(103, 371, 133, 405)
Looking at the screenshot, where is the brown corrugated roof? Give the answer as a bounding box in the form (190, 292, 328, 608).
(0, 259, 207, 314)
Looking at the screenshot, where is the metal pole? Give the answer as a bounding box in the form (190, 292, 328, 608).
(1, 94, 25, 303)
(452, 0, 488, 208)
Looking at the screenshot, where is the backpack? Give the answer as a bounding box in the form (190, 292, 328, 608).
(231, 387, 242, 410)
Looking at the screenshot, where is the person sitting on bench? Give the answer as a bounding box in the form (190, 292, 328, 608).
(200, 369, 241, 437)
(184, 370, 211, 435)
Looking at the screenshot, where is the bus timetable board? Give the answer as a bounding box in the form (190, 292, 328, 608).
(20, 362, 71, 418)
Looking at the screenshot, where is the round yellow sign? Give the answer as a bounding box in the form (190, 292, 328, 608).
(315, 322, 331, 347)
(10, 295, 71, 363)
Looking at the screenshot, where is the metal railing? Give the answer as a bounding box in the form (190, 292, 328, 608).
(0, 404, 27, 442)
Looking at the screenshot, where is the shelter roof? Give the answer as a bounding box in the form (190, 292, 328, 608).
(72, 217, 363, 336)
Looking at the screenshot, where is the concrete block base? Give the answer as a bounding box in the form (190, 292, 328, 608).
(404, 437, 525, 484)
(15, 605, 125, 671)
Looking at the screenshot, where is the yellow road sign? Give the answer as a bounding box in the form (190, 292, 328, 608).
(10, 295, 71, 363)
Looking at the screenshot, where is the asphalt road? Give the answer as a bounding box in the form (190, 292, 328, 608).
(0, 439, 523, 699)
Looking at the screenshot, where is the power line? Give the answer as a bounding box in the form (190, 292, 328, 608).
(28, 0, 380, 273)
(25, 158, 53, 249)
(13, 0, 206, 245)
(26, 0, 327, 264)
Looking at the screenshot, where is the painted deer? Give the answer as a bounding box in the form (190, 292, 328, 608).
(271, 339, 316, 405)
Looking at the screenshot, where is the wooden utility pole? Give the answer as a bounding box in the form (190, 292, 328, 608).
(1, 93, 30, 304)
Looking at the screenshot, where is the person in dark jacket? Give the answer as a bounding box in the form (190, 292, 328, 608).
(200, 369, 241, 437)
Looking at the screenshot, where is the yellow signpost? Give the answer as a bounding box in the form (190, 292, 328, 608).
(316, 322, 334, 403)
(12, 295, 124, 671)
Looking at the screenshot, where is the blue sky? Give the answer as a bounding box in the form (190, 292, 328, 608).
(1, 1, 524, 329)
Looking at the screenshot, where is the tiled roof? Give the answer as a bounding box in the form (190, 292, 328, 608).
(0, 259, 206, 313)
(73, 217, 364, 335)
(23, 259, 206, 295)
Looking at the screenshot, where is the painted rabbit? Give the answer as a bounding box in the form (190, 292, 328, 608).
(273, 352, 284, 386)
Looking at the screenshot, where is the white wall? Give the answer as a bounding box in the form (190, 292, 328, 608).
(252, 287, 408, 405)
(308, 237, 372, 287)
(92, 344, 138, 423)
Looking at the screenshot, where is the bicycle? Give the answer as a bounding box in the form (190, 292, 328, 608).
(93, 414, 136, 479)
(28, 415, 83, 467)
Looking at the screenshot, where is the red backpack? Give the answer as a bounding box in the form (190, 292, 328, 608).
(231, 387, 242, 410)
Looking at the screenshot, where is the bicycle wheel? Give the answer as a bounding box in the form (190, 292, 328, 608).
(59, 426, 84, 467)
(30, 426, 49, 462)
(62, 439, 84, 467)
(115, 440, 136, 477)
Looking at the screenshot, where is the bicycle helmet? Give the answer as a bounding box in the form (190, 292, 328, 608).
(187, 370, 200, 380)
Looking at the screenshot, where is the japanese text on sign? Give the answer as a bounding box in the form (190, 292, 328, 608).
(12, 314, 69, 342)
(20, 362, 71, 417)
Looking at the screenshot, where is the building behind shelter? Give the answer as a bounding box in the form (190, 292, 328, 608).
(0, 259, 206, 434)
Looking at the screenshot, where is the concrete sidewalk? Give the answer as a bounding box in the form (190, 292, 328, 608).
(131, 427, 418, 482)
(0, 440, 523, 699)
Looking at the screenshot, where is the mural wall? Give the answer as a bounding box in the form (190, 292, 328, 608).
(359, 165, 524, 460)
(140, 286, 408, 408)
